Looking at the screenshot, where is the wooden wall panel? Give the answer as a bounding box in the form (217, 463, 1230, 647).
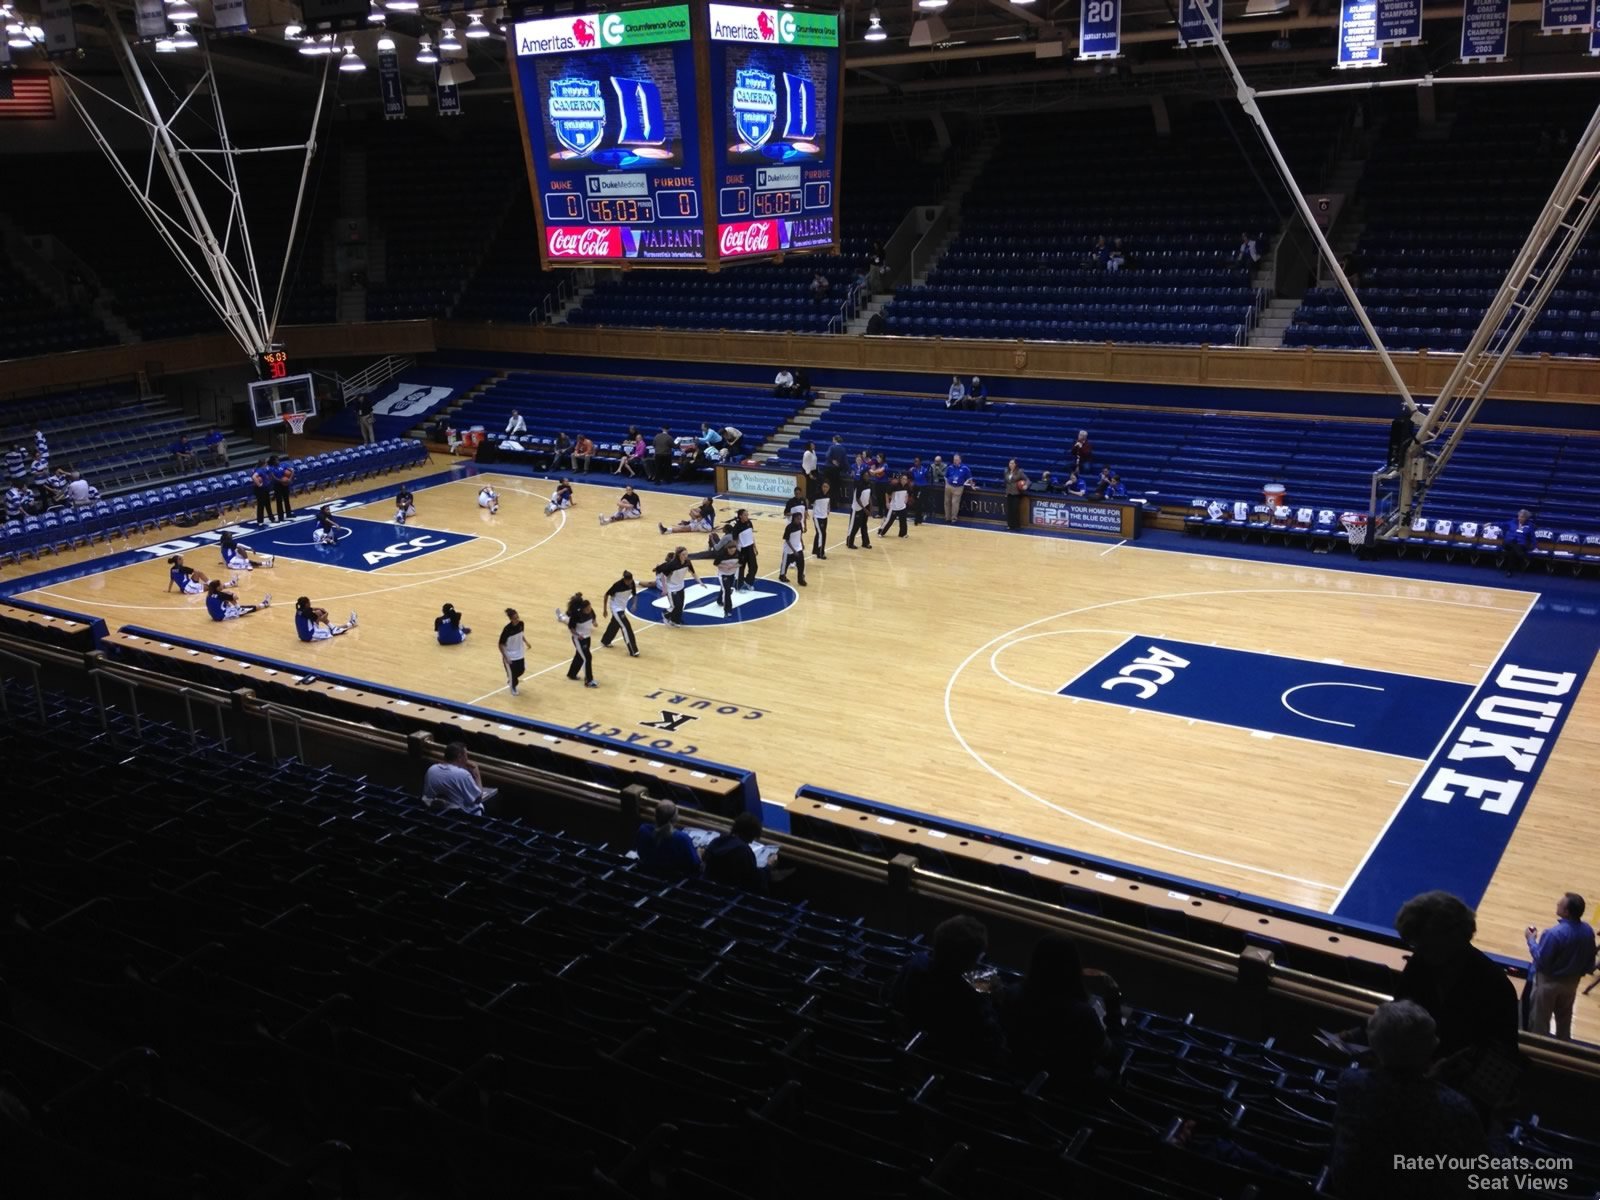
(7, 319, 1598, 408)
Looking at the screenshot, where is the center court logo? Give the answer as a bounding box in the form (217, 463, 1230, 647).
(636, 578, 796, 627)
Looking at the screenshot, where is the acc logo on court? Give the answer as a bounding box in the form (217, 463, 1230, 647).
(636, 578, 796, 627)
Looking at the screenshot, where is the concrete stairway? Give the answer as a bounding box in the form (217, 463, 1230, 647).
(752, 389, 842, 463)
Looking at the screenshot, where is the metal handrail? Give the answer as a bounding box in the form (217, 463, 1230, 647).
(259, 701, 307, 763)
(89, 668, 143, 739)
(0, 646, 46, 722)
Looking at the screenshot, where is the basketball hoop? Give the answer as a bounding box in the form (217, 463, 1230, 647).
(1341, 512, 1369, 547)
(282, 412, 309, 436)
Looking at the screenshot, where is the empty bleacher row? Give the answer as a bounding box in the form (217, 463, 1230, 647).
(0, 438, 425, 564)
(770, 391, 1600, 534)
(446, 372, 794, 460)
(1285, 86, 1600, 356)
(3, 676, 1598, 1199)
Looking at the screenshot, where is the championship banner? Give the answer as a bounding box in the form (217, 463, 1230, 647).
(1078, 0, 1121, 59)
(1459, 0, 1509, 60)
(1337, 0, 1383, 66)
(37, 0, 78, 57)
(1593, 0, 1600, 51)
(436, 67, 461, 117)
(1177, 0, 1222, 47)
(1541, 0, 1592, 32)
(378, 48, 404, 120)
(1377, 0, 1423, 44)
(133, 0, 169, 41)
(212, 0, 250, 35)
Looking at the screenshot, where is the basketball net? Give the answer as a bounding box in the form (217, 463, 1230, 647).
(1341, 512, 1369, 546)
(283, 412, 309, 436)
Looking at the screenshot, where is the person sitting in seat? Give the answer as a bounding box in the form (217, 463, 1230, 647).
(945, 375, 966, 410)
(573, 434, 595, 474)
(775, 367, 797, 399)
(172, 434, 198, 472)
(704, 812, 772, 894)
(1501, 509, 1536, 576)
(996, 934, 1113, 1083)
(435, 602, 470, 645)
(889, 913, 1006, 1066)
(422, 741, 497, 816)
(634, 799, 701, 880)
(965, 376, 987, 411)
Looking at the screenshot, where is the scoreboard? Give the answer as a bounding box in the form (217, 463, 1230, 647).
(510, 3, 842, 270)
(706, 4, 841, 261)
(511, 5, 705, 265)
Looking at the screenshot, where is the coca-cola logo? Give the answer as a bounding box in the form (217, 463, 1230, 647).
(718, 220, 779, 258)
(547, 226, 621, 258)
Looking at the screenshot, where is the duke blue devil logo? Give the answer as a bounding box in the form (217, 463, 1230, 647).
(611, 76, 665, 146)
(636, 578, 796, 627)
(549, 77, 606, 156)
(782, 72, 816, 141)
(732, 68, 777, 148)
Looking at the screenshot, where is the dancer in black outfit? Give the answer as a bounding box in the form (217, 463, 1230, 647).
(846, 476, 874, 549)
(499, 608, 527, 696)
(654, 547, 696, 627)
(715, 543, 741, 615)
(778, 511, 807, 586)
(556, 593, 598, 687)
(733, 509, 758, 589)
(811, 480, 831, 559)
(879, 474, 911, 539)
(600, 571, 640, 656)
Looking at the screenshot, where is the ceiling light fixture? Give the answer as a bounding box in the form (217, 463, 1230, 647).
(284, 22, 303, 39)
(171, 22, 197, 49)
(437, 19, 462, 51)
(416, 37, 437, 64)
(916, 0, 948, 9)
(339, 41, 365, 71)
(384, 0, 419, 10)
(368, 2, 386, 21)
(154, 36, 176, 52)
(376, 33, 395, 50)
(166, 0, 199, 21)
(465, 12, 489, 38)
(864, 9, 886, 40)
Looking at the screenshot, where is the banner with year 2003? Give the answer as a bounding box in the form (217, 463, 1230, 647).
(1079, 0, 1121, 59)
(1459, 0, 1509, 60)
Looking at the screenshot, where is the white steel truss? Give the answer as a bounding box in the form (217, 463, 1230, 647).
(52, 12, 330, 361)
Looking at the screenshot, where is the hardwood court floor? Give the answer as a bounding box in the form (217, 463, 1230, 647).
(17, 467, 1600, 1043)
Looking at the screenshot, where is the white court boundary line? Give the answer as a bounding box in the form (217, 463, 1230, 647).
(1328, 594, 1539, 911)
(1280, 682, 1383, 729)
(947, 587, 1535, 895)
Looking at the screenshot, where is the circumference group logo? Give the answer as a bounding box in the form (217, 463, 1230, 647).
(636, 578, 796, 627)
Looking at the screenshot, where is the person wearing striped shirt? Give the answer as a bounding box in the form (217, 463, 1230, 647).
(846, 477, 874, 550)
(778, 511, 808, 587)
(556, 593, 599, 687)
(600, 572, 640, 655)
(811, 480, 831, 559)
(654, 547, 696, 627)
(878, 474, 911, 539)
(499, 608, 527, 695)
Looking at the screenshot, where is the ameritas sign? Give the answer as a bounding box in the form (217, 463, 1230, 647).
(708, 4, 839, 46)
(515, 5, 690, 56)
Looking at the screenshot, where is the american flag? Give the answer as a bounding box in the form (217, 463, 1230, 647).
(0, 73, 55, 120)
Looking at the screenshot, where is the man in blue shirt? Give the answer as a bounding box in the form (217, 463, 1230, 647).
(909, 457, 929, 525)
(1525, 892, 1596, 1040)
(1501, 509, 1536, 576)
(943, 454, 973, 523)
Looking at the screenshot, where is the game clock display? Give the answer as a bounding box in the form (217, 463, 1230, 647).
(511, 5, 707, 266)
(706, 4, 841, 261)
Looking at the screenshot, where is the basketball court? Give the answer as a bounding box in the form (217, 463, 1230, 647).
(11, 462, 1600, 1039)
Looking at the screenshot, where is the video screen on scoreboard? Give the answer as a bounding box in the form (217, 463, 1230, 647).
(511, 5, 707, 266)
(707, 4, 842, 262)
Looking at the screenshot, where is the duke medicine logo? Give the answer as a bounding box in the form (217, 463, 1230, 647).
(637, 578, 796, 627)
(549, 77, 606, 156)
(732, 68, 776, 148)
